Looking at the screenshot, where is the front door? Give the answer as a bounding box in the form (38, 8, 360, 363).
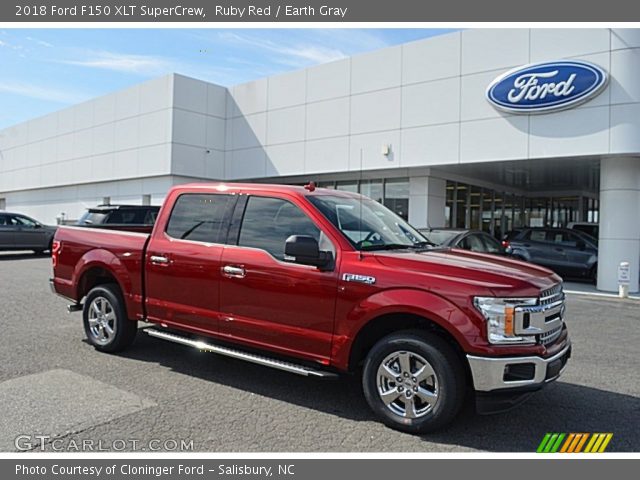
(219, 195, 339, 364)
(11, 214, 49, 249)
(145, 193, 236, 334)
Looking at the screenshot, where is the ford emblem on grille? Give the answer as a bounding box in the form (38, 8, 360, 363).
(486, 60, 608, 114)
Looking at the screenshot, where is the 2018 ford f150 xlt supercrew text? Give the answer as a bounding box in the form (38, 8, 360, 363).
(50, 183, 571, 433)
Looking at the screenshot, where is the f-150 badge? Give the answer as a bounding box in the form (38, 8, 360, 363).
(342, 273, 376, 285)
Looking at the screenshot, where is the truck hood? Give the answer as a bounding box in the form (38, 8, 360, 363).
(372, 247, 560, 295)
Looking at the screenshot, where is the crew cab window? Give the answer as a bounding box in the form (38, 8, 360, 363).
(166, 194, 233, 244)
(237, 196, 322, 260)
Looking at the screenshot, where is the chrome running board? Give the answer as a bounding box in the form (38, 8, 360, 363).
(145, 329, 338, 378)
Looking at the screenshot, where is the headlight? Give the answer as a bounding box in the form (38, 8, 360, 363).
(473, 297, 538, 345)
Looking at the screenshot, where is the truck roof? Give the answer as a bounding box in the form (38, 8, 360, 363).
(172, 182, 363, 198)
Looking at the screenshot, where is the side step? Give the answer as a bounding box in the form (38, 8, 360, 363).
(145, 329, 338, 378)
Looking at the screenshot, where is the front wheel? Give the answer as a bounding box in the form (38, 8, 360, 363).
(362, 330, 466, 434)
(83, 284, 137, 353)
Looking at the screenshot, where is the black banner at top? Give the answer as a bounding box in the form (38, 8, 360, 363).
(4, 0, 640, 22)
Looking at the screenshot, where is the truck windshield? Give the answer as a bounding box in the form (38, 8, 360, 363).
(308, 195, 433, 251)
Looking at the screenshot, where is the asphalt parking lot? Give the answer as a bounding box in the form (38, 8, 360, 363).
(1, 253, 639, 452)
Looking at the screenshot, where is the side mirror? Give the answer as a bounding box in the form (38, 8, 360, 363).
(284, 235, 332, 269)
(34, 223, 42, 229)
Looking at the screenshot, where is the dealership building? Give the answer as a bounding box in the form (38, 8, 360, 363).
(1, 28, 639, 292)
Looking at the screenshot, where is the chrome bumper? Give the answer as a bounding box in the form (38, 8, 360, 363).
(467, 342, 571, 392)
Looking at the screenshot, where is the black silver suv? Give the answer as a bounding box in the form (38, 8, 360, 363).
(77, 205, 159, 230)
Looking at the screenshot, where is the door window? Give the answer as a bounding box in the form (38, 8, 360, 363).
(10, 215, 37, 227)
(479, 233, 503, 254)
(526, 230, 547, 242)
(459, 234, 485, 252)
(549, 230, 578, 247)
(238, 196, 323, 260)
(165, 194, 233, 244)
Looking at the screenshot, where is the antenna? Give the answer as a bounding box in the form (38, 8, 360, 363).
(359, 148, 364, 261)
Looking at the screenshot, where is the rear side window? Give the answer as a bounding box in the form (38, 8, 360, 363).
(166, 194, 233, 244)
(238, 196, 320, 260)
(526, 230, 547, 242)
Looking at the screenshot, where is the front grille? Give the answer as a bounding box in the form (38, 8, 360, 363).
(540, 283, 564, 305)
(539, 324, 563, 345)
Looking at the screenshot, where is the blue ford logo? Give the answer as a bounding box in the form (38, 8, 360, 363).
(486, 61, 608, 114)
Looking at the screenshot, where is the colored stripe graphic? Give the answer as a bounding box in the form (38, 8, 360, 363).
(584, 433, 599, 453)
(560, 433, 576, 453)
(538, 433, 613, 453)
(537, 433, 552, 453)
(598, 433, 613, 453)
(574, 433, 589, 453)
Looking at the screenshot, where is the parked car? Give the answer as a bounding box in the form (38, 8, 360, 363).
(51, 183, 570, 434)
(503, 227, 598, 281)
(567, 222, 599, 239)
(76, 204, 159, 233)
(0, 211, 57, 254)
(419, 228, 509, 256)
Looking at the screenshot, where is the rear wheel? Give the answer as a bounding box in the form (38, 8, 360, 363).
(83, 284, 137, 353)
(362, 330, 465, 434)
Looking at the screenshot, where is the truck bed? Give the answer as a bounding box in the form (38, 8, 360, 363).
(52, 226, 150, 319)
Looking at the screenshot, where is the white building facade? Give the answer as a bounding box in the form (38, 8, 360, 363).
(1, 28, 639, 292)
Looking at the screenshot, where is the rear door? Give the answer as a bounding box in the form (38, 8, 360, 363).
(520, 229, 565, 268)
(561, 231, 596, 276)
(144, 193, 236, 334)
(218, 194, 339, 363)
(0, 214, 15, 248)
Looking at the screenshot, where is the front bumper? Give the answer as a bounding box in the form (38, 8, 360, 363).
(467, 342, 571, 392)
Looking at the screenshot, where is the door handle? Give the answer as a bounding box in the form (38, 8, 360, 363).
(222, 265, 246, 278)
(150, 255, 170, 265)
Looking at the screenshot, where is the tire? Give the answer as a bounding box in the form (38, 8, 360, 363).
(83, 283, 137, 353)
(362, 330, 466, 434)
(589, 264, 598, 284)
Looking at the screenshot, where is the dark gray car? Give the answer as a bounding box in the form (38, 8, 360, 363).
(419, 228, 509, 256)
(504, 227, 598, 281)
(0, 212, 57, 254)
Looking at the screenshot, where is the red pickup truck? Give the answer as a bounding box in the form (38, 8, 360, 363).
(50, 183, 571, 433)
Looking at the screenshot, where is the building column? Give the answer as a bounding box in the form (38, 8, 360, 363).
(408, 175, 446, 229)
(597, 157, 640, 293)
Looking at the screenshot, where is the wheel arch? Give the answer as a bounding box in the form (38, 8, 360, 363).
(73, 249, 134, 317)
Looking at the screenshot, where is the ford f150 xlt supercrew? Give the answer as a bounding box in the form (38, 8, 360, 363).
(50, 183, 571, 433)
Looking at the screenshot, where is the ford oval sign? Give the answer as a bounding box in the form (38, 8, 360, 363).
(486, 61, 608, 114)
